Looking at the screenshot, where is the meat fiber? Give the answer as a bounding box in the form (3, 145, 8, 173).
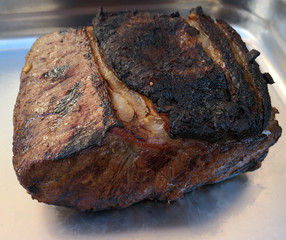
(13, 7, 281, 211)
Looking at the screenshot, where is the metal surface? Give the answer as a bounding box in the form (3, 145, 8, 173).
(1, 0, 286, 239)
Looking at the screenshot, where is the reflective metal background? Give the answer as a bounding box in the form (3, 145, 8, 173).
(1, 0, 286, 239)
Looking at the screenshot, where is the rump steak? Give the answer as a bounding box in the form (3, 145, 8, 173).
(13, 7, 281, 211)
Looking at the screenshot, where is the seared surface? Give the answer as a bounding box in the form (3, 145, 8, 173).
(93, 7, 272, 141)
(13, 28, 120, 163)
(14, 111, 281, 211)
(13, 8, 281, 211)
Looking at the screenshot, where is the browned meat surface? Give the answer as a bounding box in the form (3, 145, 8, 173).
(93, 7, 272, 141)
(13, 7, 281, 211)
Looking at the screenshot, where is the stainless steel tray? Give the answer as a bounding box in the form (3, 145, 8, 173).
(1, 1, 286, 239)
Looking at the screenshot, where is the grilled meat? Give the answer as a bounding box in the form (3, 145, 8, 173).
(93, 7, 272, 141)
(13, 7, 281, 211)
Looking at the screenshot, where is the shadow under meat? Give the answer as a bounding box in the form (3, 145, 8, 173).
(44, 174, 250, 236)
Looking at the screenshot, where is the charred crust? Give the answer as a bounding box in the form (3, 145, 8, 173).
(27, 185, 39, 194)
(170, 11, 180, 18)
(248, 61, 272, 130)
(190, 6, 204, 15)
(263, 72, 275, 84)
(216, 17, 272, 133)
(216, 19, 249, 52)
(92, 9, 273, 142)
(197, 9, 272, 139)
(96, 6, 105, 22)
(185, 26, 200, 37)
(190, 6, 214, 23)
(92, 10, 231, 141)
(246, 49, 260, 63)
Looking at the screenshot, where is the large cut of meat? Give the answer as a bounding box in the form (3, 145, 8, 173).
(13, 7, 281, 211)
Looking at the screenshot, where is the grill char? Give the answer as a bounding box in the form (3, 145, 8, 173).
(93, 7, 272, 141)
